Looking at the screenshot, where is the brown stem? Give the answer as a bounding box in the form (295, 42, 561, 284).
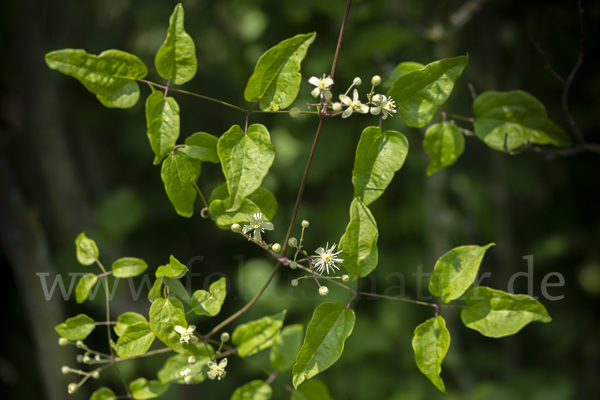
(331, 0, 353, 79)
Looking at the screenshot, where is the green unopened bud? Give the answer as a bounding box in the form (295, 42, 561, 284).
(91, 371, 100, 379)
(319, 286, 329, 296)
(61, 366, 70, 375)
(184, 375, 194, 384)
(332, 102, 342, 112)
(289, 261, 297, 270)
(59, 338, 69, 346)
(371, 75, 381, 86)
(272, 243, 281, 253)
(342, 274, 350, 282)
(301, 220, 310, 228)
(94, 354, 101, 361)
(221, 332, 230, 342)
(288, 237, 298, 247)
(68, 383, 78, 394)
(76, 355, 84, 363)
(289, 107, 301, 118)
(353, 77, 362, 86)
(188, 356, 196, 365)
(291, 279, 299, 287)
(82, 355, 91, 364)
(75, 340, 84, 349)
(231, 223, 241, 233)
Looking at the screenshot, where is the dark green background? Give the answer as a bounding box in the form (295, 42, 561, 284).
(1, 0, 599, 399)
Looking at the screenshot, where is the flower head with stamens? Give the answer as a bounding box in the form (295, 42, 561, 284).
(309, 74, 334, 100)
(175, 325, 196, 344)
(339, 89, 369, 118)
(311, 243, 344, 274)
(207, 358, 228, 380)
(242, 213, 274, 242)
(370, 94, 397, 119)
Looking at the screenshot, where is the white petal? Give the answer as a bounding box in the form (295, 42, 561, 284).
(358, 104, 370, 114)
(187, 325, 196, 333)
(207, 371, 216, 380)
(323, 90, 332, 100)
(339, 95, 351, 106)
(175, 325, 186, 334)
(242, 226, 253, 234)
(370, 106, 381, 115)
(219, 358, 228, 368)
(324, 78, 334, 86)
(207, 361, 216, 368)
(342, 107, 353, 118)
(352, 89, 360, 101)
(261, 221, 274, 230)
(308, 76, 320, 86)
(311, 87, 320, 98)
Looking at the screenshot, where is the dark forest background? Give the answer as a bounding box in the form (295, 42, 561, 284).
(1, 0, 599, 399)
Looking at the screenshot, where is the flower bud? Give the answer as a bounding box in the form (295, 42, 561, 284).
(319, 286, 329, 296)
(95, 354, 101, 361)
(271, 243, 281, 253)
(75, 340, 84, 349)
(342, 274, 350, 282)
(289, 107, 301, 118)
(68, 383, 78, 394)
(332, 102, 342, 112)
(61, 366, 70, 375)
(220, 332, 230, 342)
(288, 237, 298, 248)
(59, 338, 69, 346)
(188, 355, 196, 365)
(76, 355, 84, 363)
(83, 355, 91, 364)
(353, 77, 362, 86)
(301, 220, 310, 228)
(91, 371, 100, 379)
(184, 375, 194, 384)
(371, 75, 381, 86)
(231, 223, 241, 233)
(291, 279, 299, 287)
(289, 261, 297, 269)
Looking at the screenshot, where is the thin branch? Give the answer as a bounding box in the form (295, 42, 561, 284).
(330, 0, 353, 79)
(529, 36, 565, 84)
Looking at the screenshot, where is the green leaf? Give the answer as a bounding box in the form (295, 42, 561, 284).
(156, 255, 189, 279)
(129, 378, 169, 400)
(232, 310, 286, 357)
(148, 277, 164, 303)
(352, 127, 409, 206)
(146, 91, 180, 165)
(292, 302, 355, 389)
(45, 49, 147, 108)
(218, 124, 275, 212)
(291, 381, 334, 400)
(165, 278, 191, 304)
(90, 387, 116, 400)
(423, 123, 465, 176)
(412, 316, 450, 393)
(383, 61, 425, 88)
(75, 232, 98, 265)
(182, 132, 219, 163)
(244, 33, 316, 111)
(387, 55, 468, 127)
(339, 198, 379, 281)
(114, 312, 147, 337)
(149, 297, 197, 355)
(191, 277, 227, 316)
(157, 344, 214, 384)
(75, 273, 98, 303)
(116, 321, 155, 357)
(161, 152, 202, 218)
(112, 257, 148, 278)
(461, 286, 552, 337)
(231, 380, 272, 400)
(209, 184, 278, 229)
(429, 243, 495, 303)
(270, 324, 304, 371)
(155, 3, 197, 85)
(473, 90, 572, 151)
(55, 314, 95, 341)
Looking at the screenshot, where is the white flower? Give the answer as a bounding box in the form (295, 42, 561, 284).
(242, 212, 274, 242)
(308, 74, 334, 100)
(339, 89, 369, 118)
(370, 95, 396, 119)
(311, 243, 344, 274)
(319, 286, 329, 296)
(207, 358, 228, 380)
(175, 325, 196, 344)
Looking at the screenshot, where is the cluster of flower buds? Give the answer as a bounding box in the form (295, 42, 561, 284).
(307, 74, 397, 120)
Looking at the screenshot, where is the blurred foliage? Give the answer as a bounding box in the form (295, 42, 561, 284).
(1, 0, 600, 399)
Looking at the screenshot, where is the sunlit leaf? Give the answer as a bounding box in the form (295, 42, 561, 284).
(112, 257, 148, 278)
(231, 380, 272, 400)
(75, 232, 98, 266)
(191, 277, 227, 316)
(182, 132, 219, 163)
(423, 123, 465, 176)
(161, 152, 201, 217)
(412, 316, 450, 393)
(149, 297, 198, 355)
(156, 255, 189, 279)
(114, 312, 147, 337)
(55, 314, 95, 341)
(146, 92, 180, 165)
(270, 324, 304, 371)
(129, 378, 169, 400)
(116, 321, 155, 357)
(232, 310, 286, 357)
(75, 273, 98, 304)
(291, 381, 334, 400)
